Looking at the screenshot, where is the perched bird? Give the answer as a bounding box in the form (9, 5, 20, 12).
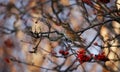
(62, 23, 85, 47)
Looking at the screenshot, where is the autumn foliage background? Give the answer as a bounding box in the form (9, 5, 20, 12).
(0, 0, 120, 72)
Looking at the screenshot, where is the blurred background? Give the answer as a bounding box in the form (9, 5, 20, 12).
(0, 0, 120, 72)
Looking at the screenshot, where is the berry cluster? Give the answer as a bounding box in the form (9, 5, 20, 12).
(95, 52, 109, 61)
(77, 49, 109, 64)
(77, 49, 92, 64)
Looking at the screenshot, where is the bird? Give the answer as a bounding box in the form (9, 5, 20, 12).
(63, 27, 85, 47)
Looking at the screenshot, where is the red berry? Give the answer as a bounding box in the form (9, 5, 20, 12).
(4, 57, 10, 63)
(59, 50, 64, 54)
(64, 51, 69, 55)
(93, 42, 98, 46)
(55, 23, 61, 26)
(98, 0, 110, 4)
(4, 39, 14, 48)
(59, 50, 69, 55)
(82, 0, 93, 6)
